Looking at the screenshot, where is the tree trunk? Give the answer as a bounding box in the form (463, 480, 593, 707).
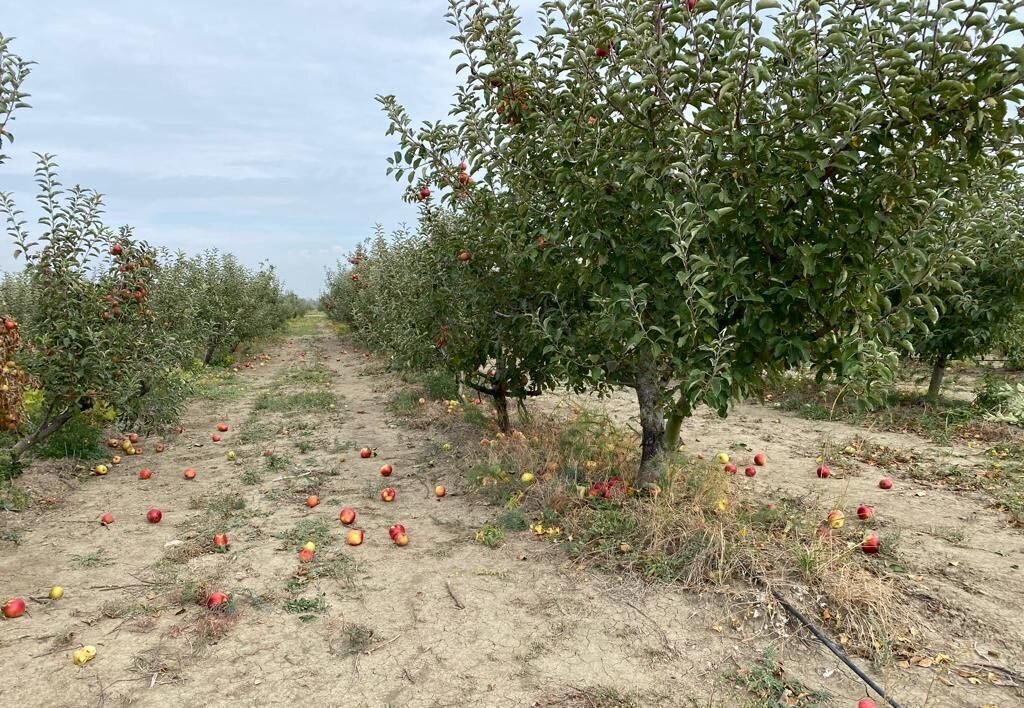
(926, 355, 947, 402)
(203, 343, 216, 366)
(635, 367, 665, 487)
(11, 408, 77, 457)
(663, 402, 690, 450)
(493, 389, 511, 434)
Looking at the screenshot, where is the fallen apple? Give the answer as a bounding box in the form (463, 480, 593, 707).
(359, 447, 373, 458)
(306, 495, 320, 508)
(146, 508, 162, 524)
(826, 509, 845, 529)
(212, 434, 222, 442)
(724, 463, 738, 475)
(154, 443, 166, 453)
(2, 598, 26, 618)
(302, 541, 316, 552)
(49, 586, 64, 600)
(521, 472, 535, 484)
(345, 529, 364, 546)
(379, 463, 393, 477)
(174, 426, 184, 434)
(138, 468, 152, 480)
(206, 591, 229, 609)
(857, 698, 877, 708)
(95, 464, 108, 476)
(298, 548, 314, 563)
(878, 478, 893, 490)
(100, 513, 114, 526)
(339, 508, 356, 525)
(128, 433, 139, 444)
(388, 523, 406, 540)
(217, 423, 229, 432)
(380, 487, 396, 502)
(183, 468, 196, 480)
(435, 485, 447, 498)
(861, 535, 881, 554)
(227, 450, 236, 461)
(753, 452, 767, 466)
(744, 466, 757, 477)
(213, 533, 229, 548)
(393, 532, 409, 546)
(111, 455, 121, 465)
(856, 504, 874, 521)
(816, 464, 831, 479)
(716, 452, 730, 464)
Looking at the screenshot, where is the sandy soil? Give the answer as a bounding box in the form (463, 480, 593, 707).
(1, 316, 1022, 707)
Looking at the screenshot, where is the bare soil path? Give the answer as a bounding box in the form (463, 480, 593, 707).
(1, 315, 1021, 707)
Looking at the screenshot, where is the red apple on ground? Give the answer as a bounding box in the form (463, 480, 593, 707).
(100, 513, 114, 526)
(306, 495, 320, 508)
(213, 533, 229, 548)
(861, 535, 881, 554)
(379, 464, 393, 477)
(457, 250, 472, 262)
(345, 529, 364, 546)
(2, 598, 26, 618)
(128, 433, 139, 444)
(138, 468, 152, 480)
(754, 452, 767, 466)
(723, 462, 737, 475)
(856, 504, 874, 521)
(380, 487, 396, 502)
(183, 468, 196, 480)
(857, 698, 878, 708)
(217, 423, 229, 432)
(212, 434, 222, 442)
(388, 523, 406, 540)
(339, 508, 356, 525)
(435, 485, 447, 498)
(146, 508, 162, 524)
(359, 447, 373, 459)
(174, 426, 184, 434)
(298, 548, 314, 563)
(816, 464, 831, 479)
(826, 509, 845, 529)
(206, 592, 229, 609)
(744, 466, 757, 477)
(879, 478, 893, 490)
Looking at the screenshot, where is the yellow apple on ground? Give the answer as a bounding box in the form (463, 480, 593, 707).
(49, 586, 64, 600)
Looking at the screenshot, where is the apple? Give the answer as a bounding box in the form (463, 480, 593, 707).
(435, 485, 447, 498)
(419, 186, 431, 199)
(154, 443, 166, 453)
(861, 535, 881, 554)
(107, 438, 120, 448)
(380, 487, 396, 502)
(520, 472, 535, 484)
(2, 598, 26, 618)
(121, 440, 132, 452)
(856, 504, 874, 521)
(217, 423, 229, 432)
(213, 533, 229, 548)
(457, 250, 472, 262)
(816, 464, 831, 479)
(263, 449, 274, 457)
(298, 548, 314, 563)
(111, 455, 121, 465)
(744, 466, 757, 477)
(339, 508, 356, 525)
(879, 478, 893, 490)
(388, 523, 406, 540)
(302, 541, 316, 552)
(826, 509, 845, 529)
(174, 426, 184, 434)
(3, 318, 17, 332)
(212, 434, 222, 442)
(100, 512, 114, 526)
(686, 0, 697, 9)
(723, 463, 737, 475)
(857, 699, 877, 708)
(146, 508, 163, 524)
(49, 586, 64, 600)
(128, 433, 139, 444)
(359, 447, 373, 459)
(306, 495, 320, 508)
(379, 463, 393, 477)
(95, 464, 108, 476)
(345, 529, 364, 546)
(110, 244, 123, 256)
(227, 450, 236, 461)
(206, 591, 229, 609)
(754, 452, 767, 466)
(716, 452, 730, 464)
(458, 161, 468, 171)
(595, 45, 610, 58)
(183, 468, 196, 480)
(393, 532, 409, 546)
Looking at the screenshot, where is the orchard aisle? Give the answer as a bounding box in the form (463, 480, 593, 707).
(0, 313, 1010, 707)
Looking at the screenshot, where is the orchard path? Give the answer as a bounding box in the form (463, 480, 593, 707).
(0, 313, 1020, 707)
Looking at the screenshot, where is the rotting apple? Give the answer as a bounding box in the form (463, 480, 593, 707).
(380, 487, 396, 502)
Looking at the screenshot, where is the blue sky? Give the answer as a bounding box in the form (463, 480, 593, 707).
(0, 2, 540, 298)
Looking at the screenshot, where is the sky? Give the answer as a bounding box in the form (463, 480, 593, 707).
(0, 1, 541, 298)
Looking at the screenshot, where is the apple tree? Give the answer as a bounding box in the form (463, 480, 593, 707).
(0, 33, 33, 167)
(380, 0, 1024, 484)
(909, 172, 1024, 399)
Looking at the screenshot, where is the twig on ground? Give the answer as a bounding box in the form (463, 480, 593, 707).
(445, 580, 465, 609)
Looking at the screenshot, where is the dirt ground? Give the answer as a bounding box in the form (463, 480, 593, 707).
(1, 314, 1022, 707)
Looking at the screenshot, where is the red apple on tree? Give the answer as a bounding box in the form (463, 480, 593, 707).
(2, 598, 26, 618)
(110, 244, 123, 256)
(419, 186, 431, 200)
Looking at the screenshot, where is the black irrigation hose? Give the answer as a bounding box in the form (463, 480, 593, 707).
(768, 586, 905, 708)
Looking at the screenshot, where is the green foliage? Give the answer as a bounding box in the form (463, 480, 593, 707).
(373, 0, 1024, 481)
(0, 34, 33, 166)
